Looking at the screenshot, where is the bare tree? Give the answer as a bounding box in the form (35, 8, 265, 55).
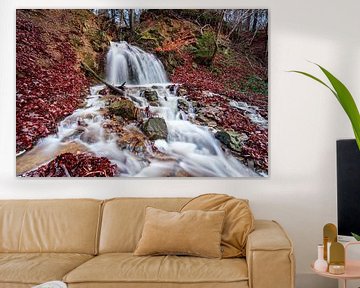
(118, 9, 124, 26)
(246, 9, 252, 31)
(211, 9, 226, 63)
(129, 9, 135, 31)
(216, 10, 225, 41)
(251, 10, 258, 32)
(225, 9, 252, 39)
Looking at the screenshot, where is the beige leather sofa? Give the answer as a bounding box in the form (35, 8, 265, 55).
(0, 198, 294, 288)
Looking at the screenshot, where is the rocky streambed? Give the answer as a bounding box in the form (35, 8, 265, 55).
(17, 82, 266, 177)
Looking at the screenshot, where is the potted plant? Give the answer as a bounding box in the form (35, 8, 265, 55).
(291, 63, 360, 149)
(291, 64, 360, 240)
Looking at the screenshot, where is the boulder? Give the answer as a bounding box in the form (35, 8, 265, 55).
(144, 90, 158, 102)
(117, 129, 148, 154)
(177, 98, 190, 111)
(142, 118, 168, 140)
(109, 99, 137, 120)
(215, 130, 248, 152)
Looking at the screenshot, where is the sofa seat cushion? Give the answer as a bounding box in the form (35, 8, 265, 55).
(64, 253, 248, 285)
(0, 253, 93, 285)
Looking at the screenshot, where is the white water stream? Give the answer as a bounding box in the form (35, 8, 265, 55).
(19, 42, 260, 177)
(229, 100, 268, 129)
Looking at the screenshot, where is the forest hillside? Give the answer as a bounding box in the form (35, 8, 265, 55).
(16, 9, 268, 177)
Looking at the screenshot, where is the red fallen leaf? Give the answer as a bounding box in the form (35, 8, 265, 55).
(22, 152, 118, 177)
(169, 49, 268, 172)
(16, 16, 89, 153)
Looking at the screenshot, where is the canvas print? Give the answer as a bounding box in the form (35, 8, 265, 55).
(16, 9, 268, 177)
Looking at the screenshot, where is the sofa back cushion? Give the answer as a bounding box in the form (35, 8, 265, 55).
(99, 198, 189, 253)
(0, 199, 102, 254)
(181, 194, 254, 258)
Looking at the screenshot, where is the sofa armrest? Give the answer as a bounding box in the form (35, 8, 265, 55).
(246, 220, 295, 288)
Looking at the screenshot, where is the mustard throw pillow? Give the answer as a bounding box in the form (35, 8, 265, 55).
(134, 207, 225, 258)
(181, 194, 254, 258)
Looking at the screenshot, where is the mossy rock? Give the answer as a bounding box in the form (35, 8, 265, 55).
(109, 99, 137, 120)
(144, 90, 158, 102)
(215, 130, 248, 152)
(177, 98, 190, 112)
(142, 118, 168, 140)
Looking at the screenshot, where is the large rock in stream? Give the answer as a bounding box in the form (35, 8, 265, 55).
(109, 99, 137, 120)
(177, 98, 190, 111)
(142, 118, 168, 140)
(215, 130, 248, 152)
(144, 90, 158, 102)
(117, 128, 149, 154)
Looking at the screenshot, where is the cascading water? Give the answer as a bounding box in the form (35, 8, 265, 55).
(18, 41, 260, 177)
(106, 41, 168, 85)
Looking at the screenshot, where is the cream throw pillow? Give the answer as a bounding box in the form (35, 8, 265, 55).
(181, 194, 255, 258)
(134, 207, 225, 258)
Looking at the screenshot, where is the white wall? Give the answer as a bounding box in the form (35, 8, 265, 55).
(1, 1, 359, 287)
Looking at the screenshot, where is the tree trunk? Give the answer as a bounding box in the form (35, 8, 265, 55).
(227, 11, 243, 39)
(211, 9, 225, 63)
(118, 9, 125, 40)
(251, 10, 258, 32)
(246, 9, 252, 31)
(119, 9, 124, 26)
(216, 9, 225, 41)
(111, 10, 116, 24)
(98, 9, 108, 17)
(129, 9, 135, 31)
(80, 62, 125, 95)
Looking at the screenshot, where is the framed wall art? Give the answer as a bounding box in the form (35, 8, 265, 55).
(16, 9, 268, 177)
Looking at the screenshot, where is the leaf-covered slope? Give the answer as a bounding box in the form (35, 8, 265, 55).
(16, 10, 112, 153)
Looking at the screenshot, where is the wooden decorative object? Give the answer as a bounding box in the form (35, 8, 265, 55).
(323, 223, 337, 261)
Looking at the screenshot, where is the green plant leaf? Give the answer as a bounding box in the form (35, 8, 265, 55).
(316, 65, 360, 141)
(290, 64, 360, 150)
(351, 232, 360, 241)
(289, 70, 337, 97)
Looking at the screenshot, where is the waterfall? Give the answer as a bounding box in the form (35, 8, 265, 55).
(18, 42, 262, 177)
(106, 41, 168, 85)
